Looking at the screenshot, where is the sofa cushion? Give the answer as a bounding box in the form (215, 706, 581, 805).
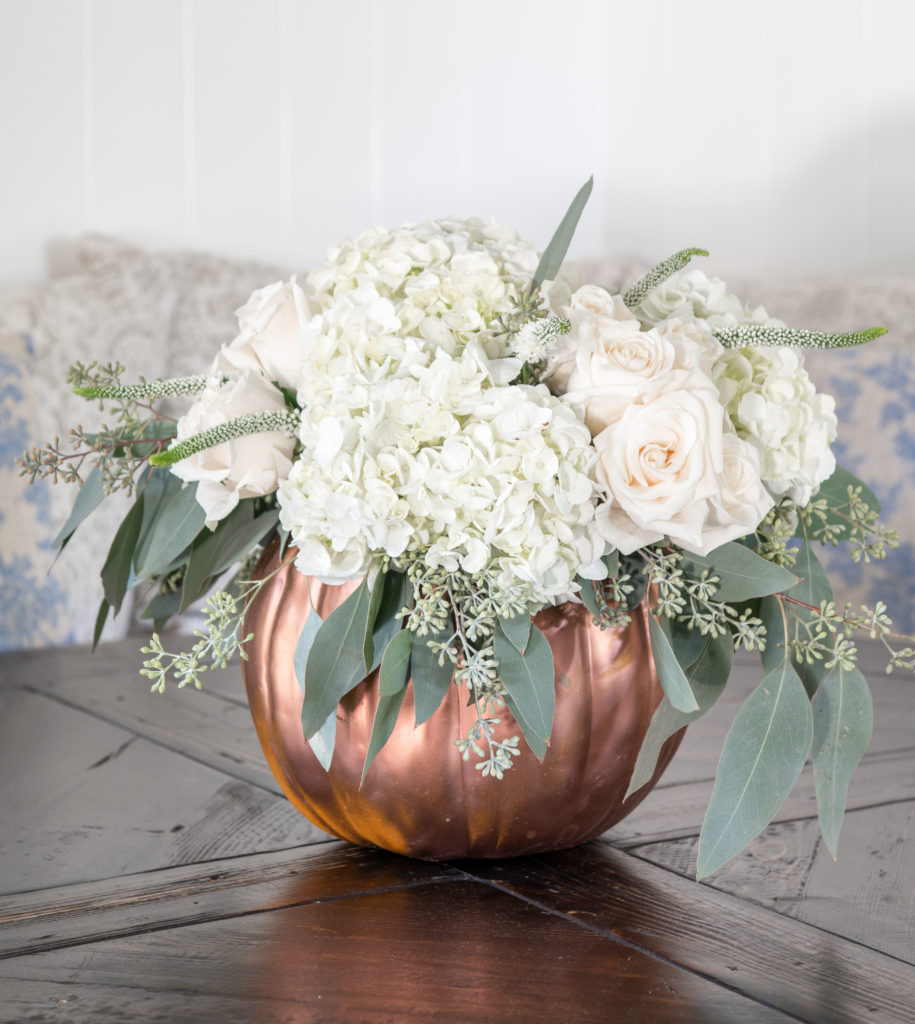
(0, 251, 179, 650)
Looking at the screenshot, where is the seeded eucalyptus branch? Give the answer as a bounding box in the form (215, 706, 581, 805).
(17, 360, 176, 495)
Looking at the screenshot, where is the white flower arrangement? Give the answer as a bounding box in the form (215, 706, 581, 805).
(21, 179, 913, 877)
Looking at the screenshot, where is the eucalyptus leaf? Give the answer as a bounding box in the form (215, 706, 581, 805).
(140, 587, 183, 622)
(361, 687, 409, 785)
(683, 542, 798, 603)
(378, 629, 412, 697)
(493, 622, 555, 755)
(301, 579, 372, 738)
(293, 609, 323, 692)
(132, 468, 182, 569)
(498, 611, 531, 654)
(309, 707, 338, 773)
(696, 660, 813, 878)
(625, 630, 732, 799)
(134, 482, 206, 579)
(411, 623, 454, 726)
(92, 597, 110, 652)
(812, 664, 873, 857)
(363, 570, 388, 671)
(530, 177, 593, 290)
(576, 576, 601, 622)
(53, 465, 106, 549)
(648, 615, 699, 713)
(664, 615, 708, 671)
(181, 504, 279, 611)
(369, 572, 407, 672)
(100, 493, 145, 614)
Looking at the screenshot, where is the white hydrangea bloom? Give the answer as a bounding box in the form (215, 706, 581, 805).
(278, 350, 606, 604)
(712, 345, 838, 506)
(277, 220, 607, 605)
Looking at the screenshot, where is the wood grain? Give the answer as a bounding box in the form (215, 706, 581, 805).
(0, 844, 450, 959)
(460, 844, 915, 1024)
(0, 879, 796, 1024)
(630, 801, 915, 962)
(0, 688, 321, 895)
(2, 637, 911, 1022)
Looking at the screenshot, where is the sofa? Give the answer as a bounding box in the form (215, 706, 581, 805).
(1, 238, 912, 650)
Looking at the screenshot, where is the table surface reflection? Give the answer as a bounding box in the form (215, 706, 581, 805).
(1, 638, 912, 1023)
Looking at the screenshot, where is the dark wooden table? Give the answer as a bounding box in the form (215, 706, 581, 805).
(1, 637, 912, 1023)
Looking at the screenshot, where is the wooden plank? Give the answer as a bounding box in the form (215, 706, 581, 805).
(0, 688, 321, 895)
(608, 748, 915, 848)
(0, 879, 795, 1023)
(5, 642, 281, 794)
(461, 844, 915, 1024)
(630, 801, 915, 963)
(0, 843, 450, 960)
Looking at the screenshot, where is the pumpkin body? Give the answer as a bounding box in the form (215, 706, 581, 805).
(242, 542, 682, 860)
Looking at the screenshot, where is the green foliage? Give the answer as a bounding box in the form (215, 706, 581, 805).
(294, 610, 333, 770)
(100, 492, 145, 614)
(410, 621, 454, 726)
(697, 658, 813, 879)
(301, 579, 372, 739)
(362, 630, 414, 782)
(293, 609, 323, 692)
(92, 598, 110, 652)
(626, 629, 732, 799)
(497, 610, 531, 654)
(140, 589, 255, 693)
(52, 465, 106, 549)
(309, 708, 338, 773)
(530, 177, 593, 291)
(812, 664, 873, 857)
(493, 622, 555, 758)
(682, 542, 798, 604)
(149, 409, 299, 467)
(623, 247, 709, 310)
(181, 503, 279, 611)
(648, 614, 699, 713)
(133, 481, 206, 579)
(762, 543, 835, 696)
(369, 571, 408, 672)
(714, 324, 887, 350)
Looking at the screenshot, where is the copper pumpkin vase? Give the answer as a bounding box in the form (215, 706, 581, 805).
(242, 541, 683, 860)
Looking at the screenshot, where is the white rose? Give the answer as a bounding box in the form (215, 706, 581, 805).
(655, 316, 724, 376)
(704, 432, 774, 549)
(563, 316, 677, 434)
(170, 372, 297, 528)
(218, 278, 311, 389)
(591, 370, 730, 555)
(544, 285, 636, 393)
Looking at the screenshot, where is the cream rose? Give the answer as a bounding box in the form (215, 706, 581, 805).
(592, 369, 740, 556)
(563, 317, 677, 434)
(704, 433, 774, 549)
(544, 285, 637, 393)
(217, 277, 311, 389)
(170, 372, 297, 527)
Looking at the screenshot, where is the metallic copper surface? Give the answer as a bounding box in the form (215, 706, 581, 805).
(242, 539, 683, 860)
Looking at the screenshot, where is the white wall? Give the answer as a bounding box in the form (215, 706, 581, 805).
(1, 0, 914, 287)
